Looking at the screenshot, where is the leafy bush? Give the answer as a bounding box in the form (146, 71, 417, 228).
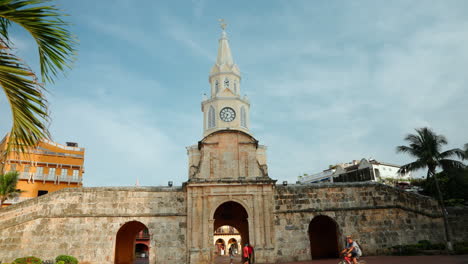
(55, 255, 77, 264)
(57, 261, 65, 264)
(454, 241, 468, 255)
(390, 241, 446, 255)
(13, 256, 42, 264)
(391, 245, 420, 255)
(416, 240, 445, 250)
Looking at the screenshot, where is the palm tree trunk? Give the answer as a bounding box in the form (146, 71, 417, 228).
(429, 169, 453, 251)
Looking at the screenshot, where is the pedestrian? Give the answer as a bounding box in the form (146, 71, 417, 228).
(229, 245, 235, 264)
(242, 243, 250, 264)
(248, 243, 254, 264)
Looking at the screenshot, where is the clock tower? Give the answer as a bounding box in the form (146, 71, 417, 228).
(185, 22, 274, 264)
(202, 24, 250, 137)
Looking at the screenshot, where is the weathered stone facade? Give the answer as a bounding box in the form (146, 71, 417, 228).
(0, 179, 465, 263)
(272, 183, 446, 262)
(0, 187, 187, 263)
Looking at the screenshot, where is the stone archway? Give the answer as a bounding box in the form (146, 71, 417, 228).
(308, 215, 339, 259)
(213, 201, 249, 244)
(115, 221, 149, 264)
(213, 201, 249, 264)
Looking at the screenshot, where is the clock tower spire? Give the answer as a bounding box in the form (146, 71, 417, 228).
(202, 22, 250, 137)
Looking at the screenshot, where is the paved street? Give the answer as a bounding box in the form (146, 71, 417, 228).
(214, 255, 468, 264)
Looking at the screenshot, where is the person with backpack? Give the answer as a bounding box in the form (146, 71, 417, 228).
(341, 235, 362, 264)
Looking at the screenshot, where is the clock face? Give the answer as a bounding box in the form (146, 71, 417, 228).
(220, 107, 236, 122)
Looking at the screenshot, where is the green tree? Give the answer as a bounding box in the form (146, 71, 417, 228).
(396, 127, 465, 251)
(0, 0, 76, 152)
(0, 171, 21, 206)
(464, 144, 468, 160)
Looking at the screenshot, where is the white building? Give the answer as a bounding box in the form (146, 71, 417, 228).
(298, 158, 412, 184)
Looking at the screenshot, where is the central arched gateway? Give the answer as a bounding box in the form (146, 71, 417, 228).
(308, 215, 339, 259)
(115, 221, 149, 264)
(213, 201, 249, 244)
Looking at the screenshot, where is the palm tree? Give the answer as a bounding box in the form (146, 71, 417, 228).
(396, 127, 465, 251)
(0, 171, 22, 206)
(0, 0, 76, 152)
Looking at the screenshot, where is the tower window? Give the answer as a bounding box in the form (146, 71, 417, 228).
(215, 80, 219, 93)
(234, 81, 237, 93)
(241, 106, 247, 128)
(208, 106, 216, 128)
(224, 78, 229, 89)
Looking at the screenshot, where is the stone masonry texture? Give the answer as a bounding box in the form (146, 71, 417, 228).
(0, 187, 187, 264)
(0, 182, 466, 263)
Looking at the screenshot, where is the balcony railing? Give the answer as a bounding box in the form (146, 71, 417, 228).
(19, 172, 82, 183)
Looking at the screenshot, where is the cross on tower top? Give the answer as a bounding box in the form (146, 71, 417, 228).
(218, 19, 227, 31)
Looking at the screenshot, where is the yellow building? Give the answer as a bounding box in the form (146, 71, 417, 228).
(0, 135, 85, 207)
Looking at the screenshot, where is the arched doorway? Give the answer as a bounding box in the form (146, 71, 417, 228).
(213, 201, 249, 264)
(115, 221, 150, 264)
(308, 215, 339, 259)
(215, 238, 226, 255)
(228, 238, 239, 254)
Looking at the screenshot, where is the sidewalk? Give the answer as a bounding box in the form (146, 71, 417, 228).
(264, 255, 468, 264)
(215, 255, 468, 264)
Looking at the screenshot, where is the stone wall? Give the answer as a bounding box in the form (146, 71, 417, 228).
(273, 182, 445, 263)
(448, 206, 468, 243)
(0, 187, 186, 264)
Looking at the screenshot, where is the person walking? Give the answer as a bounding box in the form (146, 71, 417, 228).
(229, 245, 235, 264)
(242, 243, 250, 264)
(248, 244, 254, 264)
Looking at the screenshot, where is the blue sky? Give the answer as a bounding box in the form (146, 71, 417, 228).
(1, 0, 467, 186)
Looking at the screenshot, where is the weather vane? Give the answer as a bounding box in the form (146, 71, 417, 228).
(218, 19, 227, 30)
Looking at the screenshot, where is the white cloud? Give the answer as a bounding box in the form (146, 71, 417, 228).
(50, 95, 185, 187)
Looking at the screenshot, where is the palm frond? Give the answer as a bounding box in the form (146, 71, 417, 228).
(0, 17, 11, 47)
(440, 148, 465, 160)
(0, 50, 49, 151)
(398, 160, 427, 174)
(0, 0, 76, 83)
(439, 159, 466, 172)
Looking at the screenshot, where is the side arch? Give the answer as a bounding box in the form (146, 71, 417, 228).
(308, 215, 340, 259)
(115, 221, 150, 264)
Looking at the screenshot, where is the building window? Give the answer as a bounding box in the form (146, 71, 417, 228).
(224, 78, 229, 88)
(241, 106, 247, 127)
(72, 169, 79, 180)
(38, 190, 48, 196)
(10, 164, 16, 172)
(48, 168, 56, 180)
(234, 81, 237, 93)
(208, 106, 216, 128)
(215, 80, 219, 93)
(36, 167, 44, 177)
(61, 169, 68, 180)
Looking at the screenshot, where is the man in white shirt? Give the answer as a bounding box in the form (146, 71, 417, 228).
(341, 235, 362, 264)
